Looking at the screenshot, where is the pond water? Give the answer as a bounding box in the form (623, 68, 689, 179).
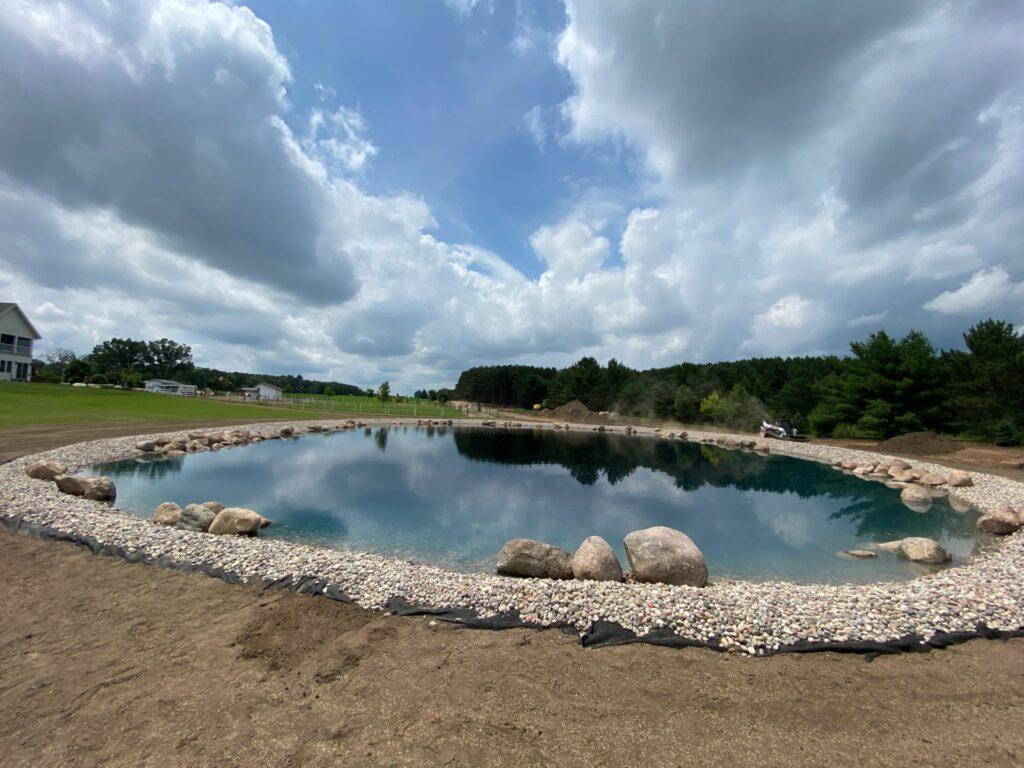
(88, 426, 982, 584)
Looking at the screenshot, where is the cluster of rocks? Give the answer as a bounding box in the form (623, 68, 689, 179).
(26, 459, 116, 501)
(152, 500, 270, 535)
(497, 526, 708, 588)
(416, 419, 454, 427)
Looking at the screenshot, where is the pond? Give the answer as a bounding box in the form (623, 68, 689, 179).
(88, 425, 982, 584)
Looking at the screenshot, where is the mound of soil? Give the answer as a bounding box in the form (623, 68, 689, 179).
(877, 431, 959, 456)
(548, 400, 612, 425)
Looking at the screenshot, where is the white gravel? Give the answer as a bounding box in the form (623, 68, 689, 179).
(2, 418, 1023, 655)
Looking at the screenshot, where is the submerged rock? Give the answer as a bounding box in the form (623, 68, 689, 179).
(570, 536, 623, 582)
(623, 526, 708, 587)
(209, 507, 266, 536)
(26, 459, 67, 481)
(842, 549, 878, 559)
(153, 502, 183, 526)
(899, 484, 933, 510)
(178, 503, 217, 532)
(496, 538, 573, 579)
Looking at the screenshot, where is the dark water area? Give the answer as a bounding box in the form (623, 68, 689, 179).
(89, 426, 981, 583)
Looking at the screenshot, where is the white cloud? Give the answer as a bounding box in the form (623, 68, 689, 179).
(923, 266, 1024, 315)
(3, 0, 1024, 392)
(509, 0, 543, 56)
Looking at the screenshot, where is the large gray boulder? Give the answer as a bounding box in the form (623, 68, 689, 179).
(976, 506, 1021, 536)
(201, 501, 225, 514)
(153, 502, 183, 526)
(83, 476, 116, 501)
(178, 503, 217, 532)
(209, 507, 266, 536)
(570, 536, 623, 582)
(623, 526, 708, 587)
(876, 537, 950, 564)
(54, 474, 90, 496)
(26, 459, 67, 481)
(947, 470, 973, 488)
(496, 538, 572, 579)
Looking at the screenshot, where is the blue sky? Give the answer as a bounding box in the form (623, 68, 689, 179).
(250, 0, 634, 277)
(0, 0, 1022, 390)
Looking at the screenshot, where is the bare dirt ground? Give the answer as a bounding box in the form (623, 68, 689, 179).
(3, 421, 1024, 766)
(0, 421, 297, 464)
(1, 530, 1023, 768)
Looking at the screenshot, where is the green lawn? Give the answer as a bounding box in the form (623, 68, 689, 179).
(0, 382, 324, 428)
(284, 393, 465, 419)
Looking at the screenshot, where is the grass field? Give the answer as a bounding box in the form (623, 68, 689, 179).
(0, 382, 323, 429)
(284, 393, 464, 419)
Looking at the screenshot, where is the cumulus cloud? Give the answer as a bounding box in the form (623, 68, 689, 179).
(3, 0, 1024, 391)
(924, 266, 1024, 315)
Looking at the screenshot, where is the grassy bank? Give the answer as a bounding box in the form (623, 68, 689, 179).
(0, 382, 323, 428)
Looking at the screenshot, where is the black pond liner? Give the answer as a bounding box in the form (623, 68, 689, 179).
(4, 513, 1023, 659)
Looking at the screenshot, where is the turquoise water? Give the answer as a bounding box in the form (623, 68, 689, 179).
(89, 426, 981, 584)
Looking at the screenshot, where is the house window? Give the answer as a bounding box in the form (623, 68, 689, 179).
(16, 337, 31, 354)
(15, 362, 28, 380)
(0, 334, 13, 346)
(0, 360, 10, 373)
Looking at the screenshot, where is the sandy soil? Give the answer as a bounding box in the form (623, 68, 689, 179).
(1, 529, 1022, 768)
(0, 420, 302, 464)
(3, 421, 1024, 766)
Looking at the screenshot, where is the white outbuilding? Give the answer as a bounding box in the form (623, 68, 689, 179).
(239, 382, 283, 401)
(144, 379, 197, 397)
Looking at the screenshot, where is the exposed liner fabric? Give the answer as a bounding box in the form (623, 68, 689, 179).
(4, 513, 1023, 657)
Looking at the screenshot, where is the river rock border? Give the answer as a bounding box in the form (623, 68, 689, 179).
(3, 418, 1024, 656)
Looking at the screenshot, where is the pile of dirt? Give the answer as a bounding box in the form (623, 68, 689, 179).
(547, 400, 614, 425)
(877, 431, 959, 456)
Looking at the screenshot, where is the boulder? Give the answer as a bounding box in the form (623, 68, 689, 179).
(153, 502, 183, 526)
(840, 459, 859, 471)
(876, 537, 950, 564)
(83, 476, 116, 501)
(918, 472, 947, 487)
(948, 495, 974, 514)
(496, 538, 573, 579)
(570, 536, 623, 582)
(279, 427, 294, 438)
(135, 440, 157, 453)
(201, 501, 225, 514)
(209, 507, 266, 536)
(900, 484, 933, 509)
(842, 549, 878, 559)
(155, 436, 175, 447)
(976, 507, 1021, 536)
(178, 503, 217, 532)
(889, 459, 912, 471)
(947, 470, 973, 488)
(623, 526, 708, 587)
(26, 459, 68, 481)
(1017, 506, 1024, 525)
(54, 474, 91, 496)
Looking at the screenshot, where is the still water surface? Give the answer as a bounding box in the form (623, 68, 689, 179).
(89, 426, 981, 583)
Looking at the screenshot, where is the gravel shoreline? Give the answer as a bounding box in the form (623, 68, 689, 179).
(3, 418, 1023, 655)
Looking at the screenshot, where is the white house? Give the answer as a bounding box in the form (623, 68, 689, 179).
(239, 382, 283, 401)
(143, 379, 197, 397)
(0, 302, 40, 382)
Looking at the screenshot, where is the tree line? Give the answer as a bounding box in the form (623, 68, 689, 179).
(32, 337, 364, 396)
(454, 319, 1024, 445)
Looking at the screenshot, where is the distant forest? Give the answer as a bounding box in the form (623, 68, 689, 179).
(454, 319, 1024, 445)
(33, 337, 365, 397)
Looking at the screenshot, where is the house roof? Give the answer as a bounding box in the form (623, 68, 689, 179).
(256, 381, 283, 390)
(145, 379, 186, 386)
(0, 302, 42, 339)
